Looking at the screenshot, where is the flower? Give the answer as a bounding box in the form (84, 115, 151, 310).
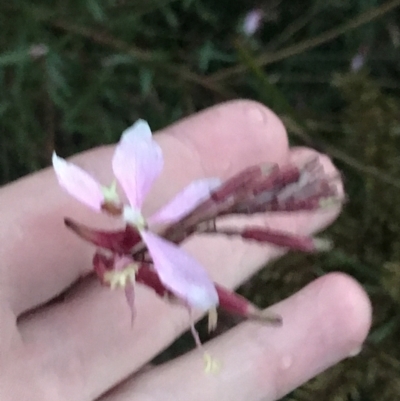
(242, 9, 264, 36)
(52, 119, 341, 360)
(53, 120, 220, 311)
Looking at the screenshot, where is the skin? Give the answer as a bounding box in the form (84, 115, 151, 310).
(0, 100, 371, 401)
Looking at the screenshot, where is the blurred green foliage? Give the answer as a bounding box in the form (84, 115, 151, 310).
(2, 0, 400, 400)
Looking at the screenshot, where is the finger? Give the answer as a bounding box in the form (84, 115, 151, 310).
(18, 150, 341, 399)
(1, 100, 289, 315)
(99, 273, 371, 401)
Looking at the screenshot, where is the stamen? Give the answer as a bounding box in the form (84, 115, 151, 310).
(208, 307, 218, 332)
(187, 308, 221, 374)
(101, 180, 120, 203)
(123, 206, 146, 229)
(103, 266, 137, 289)
(203, 352, 222, 374)
(319, 197, 342, 208)
(188, 308, 203, 349)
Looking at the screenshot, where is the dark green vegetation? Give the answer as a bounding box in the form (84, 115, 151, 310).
(2, 1, 400, 399)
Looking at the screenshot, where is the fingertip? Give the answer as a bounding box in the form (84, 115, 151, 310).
(270, 271, 372, 358)
(258, 271, 372, 398)
(315, 272, 372, 351)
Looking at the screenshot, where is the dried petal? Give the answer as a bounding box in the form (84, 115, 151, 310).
(210, 165, 265, 202)
(112, 120, 163, 209)
(136, 264, 172, 298)
(148, 178, 221, 225)
(239, 228, 332, 252)
(65, 218, 142, 253)
(141, 231, 219, 310)
(230, 161, 341, 215)
(252, 165, 300, 196)
(52, 152, 104, 211)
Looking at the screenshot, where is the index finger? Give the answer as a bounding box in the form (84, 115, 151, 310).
(0, 100, 289, 315)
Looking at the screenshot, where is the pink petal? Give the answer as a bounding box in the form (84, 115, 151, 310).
(148, 178, 221, 225)
(52, 152, 104, 211)
(141, 231, 219, 310)
(112, 120, 163, 209)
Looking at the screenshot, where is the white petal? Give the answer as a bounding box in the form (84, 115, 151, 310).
(121, 119, 152, 141)
(112, 120, 163, 209)
(141, 231, 219, 310)
(148, 178, 221, 225)
(52, 152, 104, 211)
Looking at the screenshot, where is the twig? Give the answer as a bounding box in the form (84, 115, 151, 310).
(46, 19, 232, 98)
(207, 0, 400, 83)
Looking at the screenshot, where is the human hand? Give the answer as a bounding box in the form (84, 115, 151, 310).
(0, 100, 371, 401)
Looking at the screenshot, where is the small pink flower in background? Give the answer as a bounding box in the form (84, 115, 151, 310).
(28, 43, 49, 59)
(350, 53, 365, 72)
(243, 9, 264, 36)
(350, 45, 369, 72)
(53, 120, 219, 313)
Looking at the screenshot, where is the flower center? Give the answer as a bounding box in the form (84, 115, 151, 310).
(123, 206, 146, 229)
(103, 265, 137, 289)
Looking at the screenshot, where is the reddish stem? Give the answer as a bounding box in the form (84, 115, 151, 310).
(65, 218, 141, 254)
(216, 284, 282, 325)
